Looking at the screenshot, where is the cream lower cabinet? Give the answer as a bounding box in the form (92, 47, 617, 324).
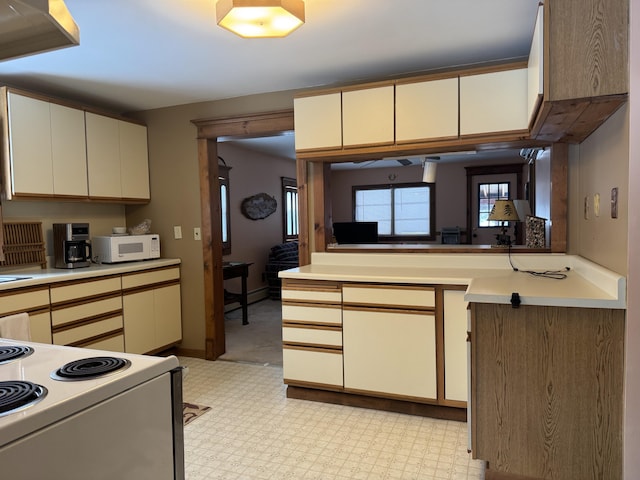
(50, 276, 124, 351)
(281, 279, 343, 388)
(0, 285, 52, 344)
(122, 266, 182, 354)
(342, 284, 437, 400)
(443, 288, 468, 403)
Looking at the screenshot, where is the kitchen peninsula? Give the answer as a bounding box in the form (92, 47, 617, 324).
(279, 251, 625, 480)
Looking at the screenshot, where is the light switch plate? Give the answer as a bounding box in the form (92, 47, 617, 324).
(173, 225, 182, 239)
(194, 227, 201, 241)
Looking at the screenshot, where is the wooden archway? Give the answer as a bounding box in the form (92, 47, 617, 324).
(191, 110, 298, 360)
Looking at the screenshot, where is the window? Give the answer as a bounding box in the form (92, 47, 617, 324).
(219, 164, 231, 255)
(353, 182, 435, 240)
(282, 177, 299, 242)
(478, 181, 510, 227)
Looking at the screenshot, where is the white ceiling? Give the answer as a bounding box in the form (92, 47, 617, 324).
(0, 0, 540, 163)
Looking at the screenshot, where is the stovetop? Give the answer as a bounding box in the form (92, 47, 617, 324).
(0, 339, 180, 447)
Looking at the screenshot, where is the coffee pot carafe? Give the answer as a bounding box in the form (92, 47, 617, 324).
(53, 223, 92, 269)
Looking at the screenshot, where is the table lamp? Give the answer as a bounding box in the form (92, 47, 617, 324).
(487, 199, 520, 246)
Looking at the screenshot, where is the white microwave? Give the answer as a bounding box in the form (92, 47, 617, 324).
(92, 234, 160, 263)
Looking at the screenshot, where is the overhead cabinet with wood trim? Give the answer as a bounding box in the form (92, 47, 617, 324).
(459, 67, 529, 136)
(341, 84, 395, 148)
(0, 87, 150, 203)
(395, 76, 459, 144)
(293, 92, 342, 151)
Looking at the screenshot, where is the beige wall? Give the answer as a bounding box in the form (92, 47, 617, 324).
(2, 200, 125, 262)
(217, 143, 296, 293)
(567, 105, 629, 274)
(127, 90, 297, 351)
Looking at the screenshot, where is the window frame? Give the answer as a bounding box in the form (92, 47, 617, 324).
(281, 177, 299, 242)
(352, 182, 436, 241)
(477, 181, 511, 228)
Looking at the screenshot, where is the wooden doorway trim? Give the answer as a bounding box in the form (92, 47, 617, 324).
(191, 110, 295, 360)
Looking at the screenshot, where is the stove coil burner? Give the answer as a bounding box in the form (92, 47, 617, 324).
(0, 380, 47, 417)
(0, 345, 34, 365)
(51, 356, 131, 381)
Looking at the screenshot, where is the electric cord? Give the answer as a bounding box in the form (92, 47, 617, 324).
(507, 244, 569, 280)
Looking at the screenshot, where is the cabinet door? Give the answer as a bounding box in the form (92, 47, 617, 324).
(342, 85, 394, 147)
(29, 311, 52, 344)
(86, 112, 122, 198)
(123, 290, 156, 354)
(119, 120, 150, 200)
(460, 68, 528, 135)
(343, 308, 437, 399)
(294, 93, 342, 151)
(50, 103, 88, 197)
(443, 289, 468, 402)
(527, 5, 544, 126)
(7, 92, 54, 195)
(396, 77, 459, 143)
(154, 284, 182, 348)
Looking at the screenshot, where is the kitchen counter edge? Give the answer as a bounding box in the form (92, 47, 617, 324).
(0, 259, 181, 290)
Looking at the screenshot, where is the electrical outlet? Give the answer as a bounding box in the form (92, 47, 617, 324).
(194, 227, 201, 241)
(173, 226, 182, 239)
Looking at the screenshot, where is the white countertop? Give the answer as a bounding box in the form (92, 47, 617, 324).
(0, 258, 181, 291)
(279, 252, 626, 309)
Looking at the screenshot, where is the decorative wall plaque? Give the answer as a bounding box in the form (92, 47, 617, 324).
(241, 193, 277, 220)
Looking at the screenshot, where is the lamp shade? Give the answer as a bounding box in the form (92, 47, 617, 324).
(422, 161, 437, 183)
(487, 200, 520, 222)
(216, 0, 305, 38)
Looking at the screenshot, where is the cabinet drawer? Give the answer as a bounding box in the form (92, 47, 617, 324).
(53, 315, 123, 346)
(0, 287, 50, 314)
(83, 333, 125, 352)
(343, 284, 435, 309)
(281, 288, 341, 303)
(283, 347, 343, 387)
(51, 277, 121, 303)
(283, 325, 342, 347)
(52, 296, 122, 327)
(122, 267, 180, 289)
(282, 303, 342, 325)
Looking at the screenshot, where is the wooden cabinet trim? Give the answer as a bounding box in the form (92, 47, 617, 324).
(51, 310, 123, 333)
(282, 321, 341, 332)
(343, 304, 435, 314)
(281, 299, 342, 309)
(283, 379, 344, 392)
(51, 274, 121, 290)
(66, 328, 125, 348)
(121, 278, 180, 296)
(50, 290, 122, 310)
(342, 387, 438, 405)
(282, 279, 342, 290)
(283, 343, 342, 354)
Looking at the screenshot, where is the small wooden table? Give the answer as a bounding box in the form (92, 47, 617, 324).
(223, 262, 252, 325)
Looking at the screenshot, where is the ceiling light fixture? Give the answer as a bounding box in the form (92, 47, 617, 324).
(422, 157, 439, 183)
(216, 0, 305, 38)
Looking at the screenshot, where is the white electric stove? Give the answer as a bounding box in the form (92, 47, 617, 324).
(0, 338, 184, 480)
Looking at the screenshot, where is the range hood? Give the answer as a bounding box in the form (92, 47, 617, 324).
(0, 0, 79, 62)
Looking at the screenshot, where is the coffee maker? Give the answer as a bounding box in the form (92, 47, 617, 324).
(53, 223, 92, 269)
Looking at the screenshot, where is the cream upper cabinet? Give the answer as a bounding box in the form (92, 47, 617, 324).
(396, 77, 459, 143)
(443, 289, 468, 403)
(527, 5, 544, 127)
(342, 85, 394, 147)
(459, 68, 529, 136)
(86, 113, 150, 200)
(7, 92, 54, 196)
(294, 93, 342, 151)
(119, 120, 150, 200)
(50, 103, 88, 197)
(86, 112, 122, 198)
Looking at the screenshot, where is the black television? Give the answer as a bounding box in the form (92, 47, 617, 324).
(333, 222, 378, 244)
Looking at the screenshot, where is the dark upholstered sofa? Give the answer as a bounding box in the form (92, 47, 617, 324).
(264, 241, 299, 300)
